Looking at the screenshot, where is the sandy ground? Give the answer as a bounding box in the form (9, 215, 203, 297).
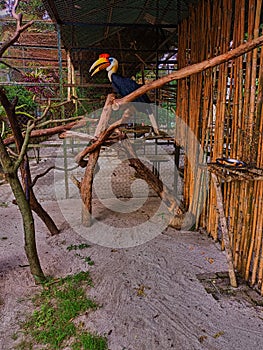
(1, 144, 263, 349)
(1, 197, 263, 349)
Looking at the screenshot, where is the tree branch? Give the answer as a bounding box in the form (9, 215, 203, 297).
(0, 134, 13, 172)
(31, 166, 55, 188)
(59, 130, 94, 141)
(13, 121, 35, 170)
(3, 117, 87, 145)
(75, 106, 132, 165)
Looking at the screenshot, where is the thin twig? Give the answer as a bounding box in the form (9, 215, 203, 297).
(13, 121, 35, 170)
(31, 166, 55, 188)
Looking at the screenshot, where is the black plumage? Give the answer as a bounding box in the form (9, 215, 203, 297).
(110, 73, 153, 115)
(111, 74, 151, 104)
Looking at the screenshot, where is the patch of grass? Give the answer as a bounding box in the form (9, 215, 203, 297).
(72, 331, 108, 350)
(67, 243, 91, 251)
(76, 253, 95, 266)
(15, 340, 34, 350)
(67, 243, 95, 266)
(18, 271, 107, 350)
(83, 256, 95, 266)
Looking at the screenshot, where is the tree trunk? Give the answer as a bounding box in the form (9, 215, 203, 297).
(0, 88, 59, 235)
(80, 151, 101, 226)
(0, 136, 45, 282)
(8, 173, 46, 282)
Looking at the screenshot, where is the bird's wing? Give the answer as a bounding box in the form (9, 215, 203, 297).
(111, 74, 151, 104)
(111, 74, 158, 133)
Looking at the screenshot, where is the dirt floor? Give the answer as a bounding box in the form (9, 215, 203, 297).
(1, 144, 263, 349)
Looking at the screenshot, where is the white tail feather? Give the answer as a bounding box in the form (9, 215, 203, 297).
(148, 113, 159, 135)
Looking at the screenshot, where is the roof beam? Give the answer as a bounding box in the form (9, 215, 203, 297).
(44, 0, 62, 24)
(60, 21, 178, 29)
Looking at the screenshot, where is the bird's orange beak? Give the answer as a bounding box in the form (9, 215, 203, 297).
(89, 55, 110, 76)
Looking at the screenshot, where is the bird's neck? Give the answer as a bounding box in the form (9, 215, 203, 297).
(107, 62, 118, 82)
(107, 70, 114, 82)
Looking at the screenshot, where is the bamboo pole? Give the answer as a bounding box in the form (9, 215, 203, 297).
(242, 185, 254, 277)
(245, 181, 259, 280)
(233, 183, 243, 267)
(175, 0, 263, 292)
(212, 173, 237, 287)
(249, 0, 262, 163)
(251, 182, 263, 285)
(256, 29, 263, 290)
(207, 0, 223, 240)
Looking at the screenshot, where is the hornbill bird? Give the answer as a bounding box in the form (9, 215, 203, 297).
(89, 53, 159, 134)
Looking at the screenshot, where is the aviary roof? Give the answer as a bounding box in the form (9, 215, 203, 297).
(43, 0, 198, 78)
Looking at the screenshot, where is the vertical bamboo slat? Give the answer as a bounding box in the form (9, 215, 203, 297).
(177, 0, 263, 291)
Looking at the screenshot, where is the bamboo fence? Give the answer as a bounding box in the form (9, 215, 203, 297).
(176, 0, 263, 291)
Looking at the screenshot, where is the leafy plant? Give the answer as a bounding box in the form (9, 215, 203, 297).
(17, 0, 46, 20)
(67, 243, 91, 251)
(76, 253, 95, 266)
(72, 331, 108, 350)
(4, 85, 37, 112)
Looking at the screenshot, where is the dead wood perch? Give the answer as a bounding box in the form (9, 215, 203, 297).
(74, 122, 123, 164)
(80, 94, 114, 226)
(75, 96, 188, 228)
(121, 138, 183, 213)
(4, 117, 87, 146)
(59, 130, 94, 141)
(73, 36, 263, 165)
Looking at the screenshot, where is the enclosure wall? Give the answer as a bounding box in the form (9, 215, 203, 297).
(176, 0, 263, 290)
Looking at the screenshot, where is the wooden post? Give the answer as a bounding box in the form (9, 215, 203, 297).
(211, 173, 237, 288)
(80, 94, 114, 226)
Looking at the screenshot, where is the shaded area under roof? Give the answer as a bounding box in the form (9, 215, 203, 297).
(42, 0, 198, 78)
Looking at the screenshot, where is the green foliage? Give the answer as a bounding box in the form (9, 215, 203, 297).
(18, 272, 107, 350)
(67, 243, 95, 266)
(72, 332, 108, 350)
(76, 253, 95, 266)
(67, 243, 91, 251)
(4, 86, 37, 113)
(18, 0, 46, 20)
(0, 86, 37, 138)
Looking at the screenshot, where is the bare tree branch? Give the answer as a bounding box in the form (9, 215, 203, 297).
(31, 166, 55, 188)
(75, 106, 132, 164)
(3, 117, 87, 145)
(13, 121, 35, 170)
(0, 0, 34, 58)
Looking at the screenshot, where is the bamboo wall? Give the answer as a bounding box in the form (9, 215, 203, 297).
(176, 0, 263, 291)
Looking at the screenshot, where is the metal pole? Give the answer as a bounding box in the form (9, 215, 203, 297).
(57, 24, 69, 199)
